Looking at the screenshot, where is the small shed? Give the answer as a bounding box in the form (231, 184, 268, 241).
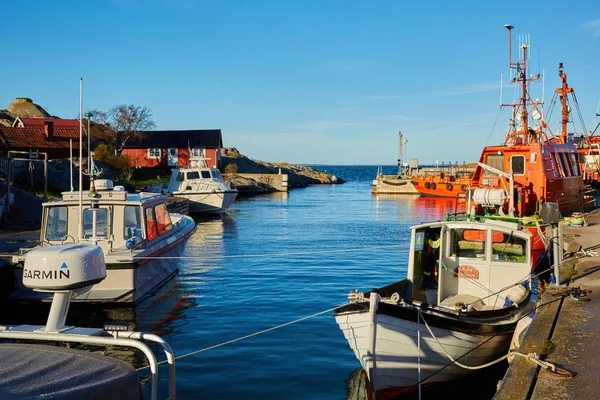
(122, 130, 223, 169)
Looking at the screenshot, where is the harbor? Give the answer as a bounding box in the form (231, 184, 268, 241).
(1, 1, 600, 398)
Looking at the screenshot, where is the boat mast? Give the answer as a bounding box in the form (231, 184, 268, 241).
(503, 25, 542, 145)
(556, 63, 573, 144)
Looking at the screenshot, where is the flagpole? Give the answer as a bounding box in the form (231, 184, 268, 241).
(78, 78, 83, 240)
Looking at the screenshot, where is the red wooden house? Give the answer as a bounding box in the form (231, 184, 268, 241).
(12, 117, 82, 130)
(122, 130, 223, 169)
(0, 120, 84, 159)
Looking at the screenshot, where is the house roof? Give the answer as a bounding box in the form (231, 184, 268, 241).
(13, 117, 82, 129)
(0, 126, 84, 151)
(123, 130, 223, 149)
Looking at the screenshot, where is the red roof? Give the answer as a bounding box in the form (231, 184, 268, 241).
(0, 126, 84, 150)
(16, 117, 82, 129)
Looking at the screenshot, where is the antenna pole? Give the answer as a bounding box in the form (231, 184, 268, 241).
(78, 78, 83, 240)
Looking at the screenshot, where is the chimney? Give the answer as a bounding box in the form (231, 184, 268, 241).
(44, 120, 54, 140)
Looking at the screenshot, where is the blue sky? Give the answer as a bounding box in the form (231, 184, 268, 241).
(2, 0, 599, 165)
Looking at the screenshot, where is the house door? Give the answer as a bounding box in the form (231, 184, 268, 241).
(168, 148, 178, 167)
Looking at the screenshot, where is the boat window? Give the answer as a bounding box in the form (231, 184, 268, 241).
(483, 154, 504, 177)
(124, 206, 142, 239)
(83, 208, 108, 239)
(145, 207, 158, 241)
(45, 206, 68, 241)
(553, 153, 566, 177)
(448, 228, 486, 260)
(187, 171, 200, 180)
(201, 170, 211, 179)
(154, 203, 173, 235)
(491, 231, 527, 262)
(510, 155, 525, 175)
(212, 170, 223, 180)
(176, 172, 184, 181)
(560, 153, 573, 176)
(569, 153, 580, 176)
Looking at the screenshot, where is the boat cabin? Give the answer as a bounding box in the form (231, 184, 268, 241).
(407, 219, 531, 311)
(471, 138, 585, 217)
(167, 167, 226, 194)
(42, 180, 173, 253)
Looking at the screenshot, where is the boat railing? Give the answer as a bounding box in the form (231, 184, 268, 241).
(0, 326, 176, 400)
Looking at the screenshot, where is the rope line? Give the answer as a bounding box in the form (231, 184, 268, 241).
(0, 244, 406, 260)
(136, 303, 347, 371)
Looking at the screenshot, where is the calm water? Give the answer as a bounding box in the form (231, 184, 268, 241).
(133, 165, 468, 399)
(5, 165, 484, 399)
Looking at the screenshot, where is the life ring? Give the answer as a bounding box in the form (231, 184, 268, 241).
(424, 182, 431, 189)
(446, 183, 453, 191)
(430, 183, 437, 190)
(461, 184, 467, 191)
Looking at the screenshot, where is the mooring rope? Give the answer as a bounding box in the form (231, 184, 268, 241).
(136, 303, 347, 371)
(0, 243, 406, 260)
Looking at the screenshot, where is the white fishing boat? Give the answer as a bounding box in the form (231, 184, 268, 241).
(334, 219, 534, 399)
(165, 160, 238, 214)
(10, 178, 197, 304)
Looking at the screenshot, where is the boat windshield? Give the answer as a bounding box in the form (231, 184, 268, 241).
(124, 206, 142, 239)
(212, 170, 223, 180)
(45, 206, 68, 241)
(83, 208, 109, 239)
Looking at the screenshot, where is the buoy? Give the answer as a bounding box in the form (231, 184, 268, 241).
(446, 183, 453, 191)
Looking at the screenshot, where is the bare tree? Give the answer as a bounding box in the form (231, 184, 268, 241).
(87, 105, 156, 154)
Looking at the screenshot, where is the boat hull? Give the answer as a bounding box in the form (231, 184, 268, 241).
(335, 303, 518, 399)
(174, 191, 238, 214)
(10, 217, 197, 305)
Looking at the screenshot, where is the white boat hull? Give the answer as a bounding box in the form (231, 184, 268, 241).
(335, 308, 514, 398)
(175, 190, 237, 214)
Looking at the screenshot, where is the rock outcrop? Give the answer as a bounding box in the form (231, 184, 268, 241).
(222, 147, 344, 192)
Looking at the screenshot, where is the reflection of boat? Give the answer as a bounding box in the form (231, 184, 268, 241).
(166, 160, 238, 214)
(411, 172, 472, 197)
(11, 179, 197, 304)
(334, 218, 533, 399)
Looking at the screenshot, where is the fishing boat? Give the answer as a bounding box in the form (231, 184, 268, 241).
(334, 218, 534, 399)
(411, 171, 472, 197)
(468, 26, 592, 219)
(450, 25, 596, 268)
(10, 178, 197, 304)
(164, 159, 238, 214)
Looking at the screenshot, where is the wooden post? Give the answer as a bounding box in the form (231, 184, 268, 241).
(44, 153, 48, 201)
(6, 152, 11, 218)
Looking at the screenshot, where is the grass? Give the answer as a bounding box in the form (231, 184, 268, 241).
(128, 169, 170, 188)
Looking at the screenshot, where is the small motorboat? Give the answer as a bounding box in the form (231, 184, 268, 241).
(165, 161, 238, 214)
(334, 218, 534, 399)
(10, 178, 197, 304)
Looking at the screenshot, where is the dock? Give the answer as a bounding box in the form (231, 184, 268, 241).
(494, 209, 600, 400)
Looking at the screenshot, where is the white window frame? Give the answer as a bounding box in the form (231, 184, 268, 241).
(190, 148, 204, 159)
(148, 148, 161, 159)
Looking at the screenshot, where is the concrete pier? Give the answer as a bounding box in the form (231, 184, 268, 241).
(494, 209, 600, 400)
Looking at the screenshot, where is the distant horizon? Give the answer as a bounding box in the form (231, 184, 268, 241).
(1, 1, 598, 165)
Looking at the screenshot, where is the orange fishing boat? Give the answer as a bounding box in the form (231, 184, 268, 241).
(468, 26, 592, 219)
(451, 25, 596, 267)
(411, 171, 472, 197)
